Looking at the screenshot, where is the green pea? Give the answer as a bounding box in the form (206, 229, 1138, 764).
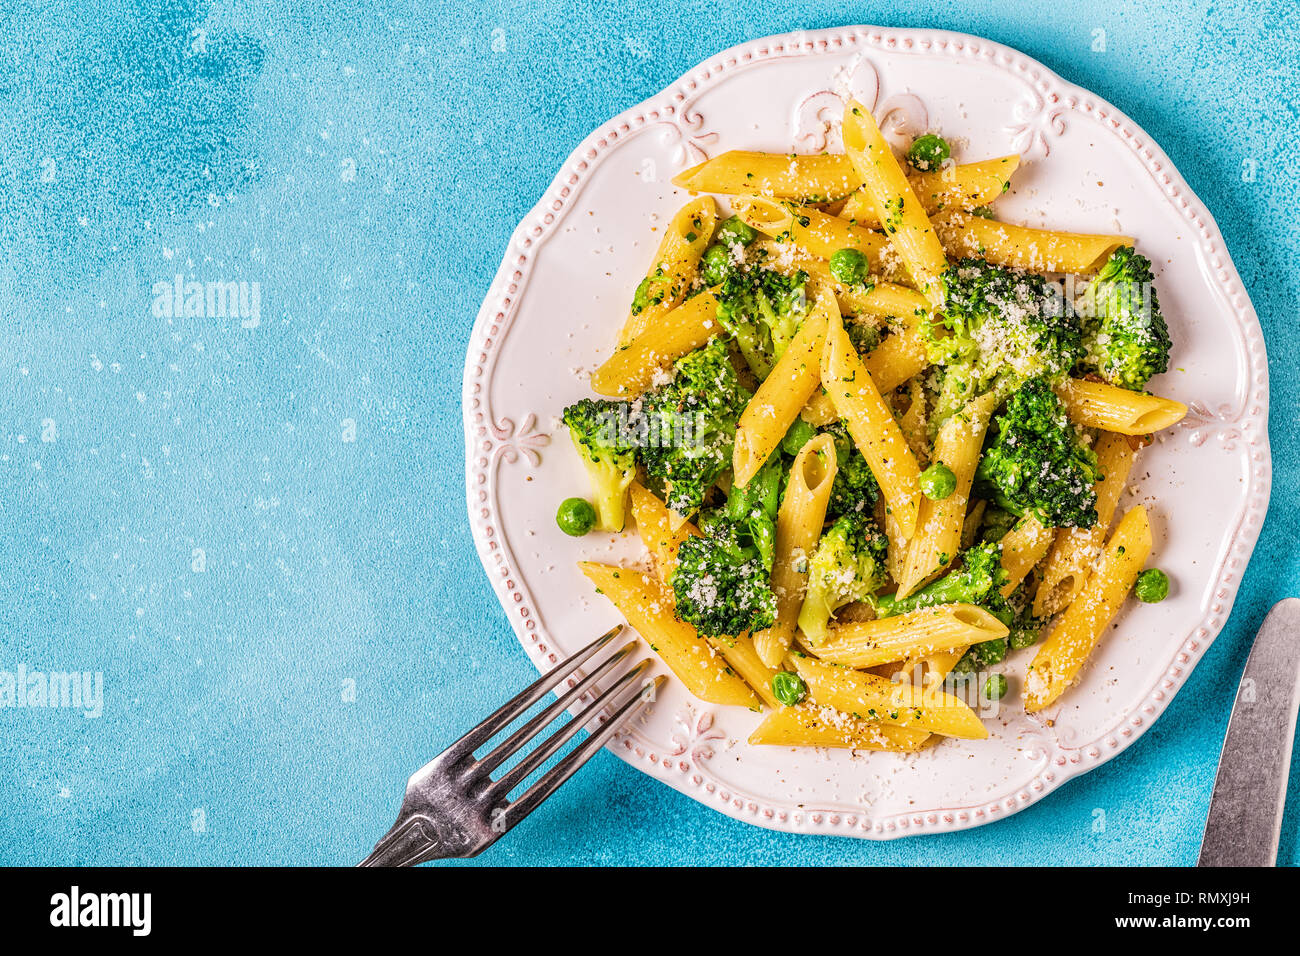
(771, 671, 807, 707)
(920, 462, 957, 500)
(907, 133, 951, 171)
(1134, 568, 1170, 603)
(828, 247, 870, 286)
(716, 215, 758, 247)
(556, 497, 597, 536)
(984, 673, 1008, 701)
(700, 243, 732, 286)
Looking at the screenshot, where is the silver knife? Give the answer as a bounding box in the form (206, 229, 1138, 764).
(1198, 597, 1300, 866)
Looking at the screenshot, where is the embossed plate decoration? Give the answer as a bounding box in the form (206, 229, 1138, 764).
(462, 27, 1270, 838)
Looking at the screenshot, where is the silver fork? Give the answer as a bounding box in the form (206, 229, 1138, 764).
(359, 625, 659, 865)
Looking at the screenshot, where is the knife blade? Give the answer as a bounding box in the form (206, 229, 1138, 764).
(1198, 597, 1300, 867)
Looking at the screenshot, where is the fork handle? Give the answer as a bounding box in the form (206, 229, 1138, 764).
(358, 817, 450, 867)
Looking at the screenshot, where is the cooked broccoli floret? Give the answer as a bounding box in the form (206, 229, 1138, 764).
(796, 513, 890, 645)
(973, 377, 1102, 528)
(561, 398, 639, 532)
(928, 259, 1081, 429)
(641, 339, 751, 517)
(1006, 601, 1047, 650)
(823, 421, 880, 520)
(671, 518, 777, 639)
(1077, 247, 1172, 391)
(715, 265, 809, 380)
(721, 454, 782, 570)
(951, 637, 1008, 674)
(875, 541, 1008, 618)
(724, 454, 781, 521)
(977, 506, 1020, 544)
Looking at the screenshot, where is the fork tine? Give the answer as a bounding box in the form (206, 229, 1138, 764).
(473, 640, 640, 779)
(487, 659, 654, 801)
(501, 673, 666, 831)
(440, 625, 623, 761)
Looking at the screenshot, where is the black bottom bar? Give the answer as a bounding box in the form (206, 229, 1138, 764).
(0, 865, 1290, 940)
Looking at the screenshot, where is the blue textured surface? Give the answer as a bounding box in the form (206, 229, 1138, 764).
(1, 1, 1297, 866)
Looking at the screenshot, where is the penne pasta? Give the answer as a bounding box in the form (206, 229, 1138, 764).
(801, 390, 838, 427)
(850, 282, 933, 325)
(961, 499, 988, 549)
(590, 291, 720, 397)
(579, 562, 761, 709)
(619, 197, 718, 345)
(791, 259, 932, 392)
(794, 256, 928, 322)
(882, 499, 909, 585)
(615, 492, 786, 707)
(911, 514, 1054, 685)
(736, 196, 897, 278)
(812, 603, 1009, 668)
(821, 310, 923, 539)
(862, 326, 931, 395)
(629, 481, 700, 583)
(842, 101, 949, 304)
(1034, 431, 1139, 617)
(896, 392, 998, 597)
(675, 150, 1019, 214)
(841, 155, 1022, 226)
(707, 633, 783, 709)
(558, 92, 1193, 758)
(771, 249, 933, 388)
(748, 702, 932, 750)
(792, 653, 988, 738)
(674, 150, 863, 202)
(933, 211, 1132, 274)
(733, 289, 834, 486)
(911, 649, 966, 687)
(998, 514, 1056, 597)
(895, 377, 930, 465)
(1023, 506, 1153, 712)
(1054, 378, 1188, 435)
(754, 434, 838, 667)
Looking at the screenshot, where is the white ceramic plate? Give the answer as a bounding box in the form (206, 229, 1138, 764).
(462, 26, 1270, 838)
